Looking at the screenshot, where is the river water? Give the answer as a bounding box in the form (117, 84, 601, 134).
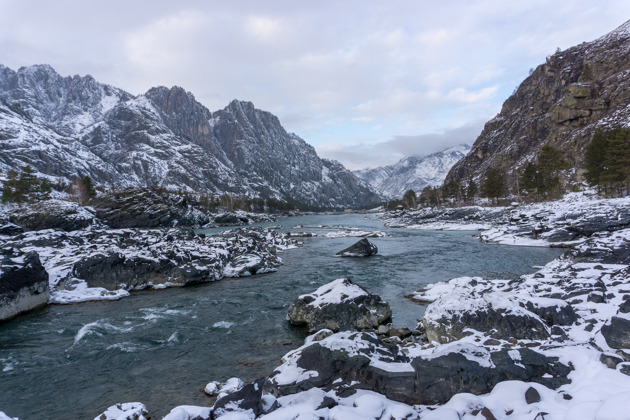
(0, 214, 565, 419)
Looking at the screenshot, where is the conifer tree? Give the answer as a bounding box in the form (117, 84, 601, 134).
(601, 130, 630, 195)
(481, 168, 504, 201)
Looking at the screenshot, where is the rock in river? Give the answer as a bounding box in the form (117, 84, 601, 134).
(336, 238, 378, 257)
(287, 278, 392, 332)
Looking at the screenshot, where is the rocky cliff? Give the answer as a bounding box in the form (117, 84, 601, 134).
(0, 65, 379, 209)
(445, 19, 630, 189)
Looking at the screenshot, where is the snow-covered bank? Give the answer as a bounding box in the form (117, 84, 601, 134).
(382, 192, 630, 248)
(0, 226, 295, 305)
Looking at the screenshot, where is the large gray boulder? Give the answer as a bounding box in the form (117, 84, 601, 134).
(601, 315, 630, 349)
(336, 238, 378, 257)
(423, 292, 551, 343)
(267, 332, 571, 406)
(287, 278, 391, 332)
(0, 248, 49, 321)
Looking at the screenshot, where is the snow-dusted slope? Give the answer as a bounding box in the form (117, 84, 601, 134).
(0, 65, 379, 209)
(355, 145, 470, 199)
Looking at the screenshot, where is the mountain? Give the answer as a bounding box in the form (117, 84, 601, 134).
(354, 145, 470, 199)
(444, 19, 630, 189)
(0, 64, 379, 209)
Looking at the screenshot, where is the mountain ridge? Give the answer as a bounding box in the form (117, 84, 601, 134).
(0, 65, 380, 209)
(355, 145, 470, 199)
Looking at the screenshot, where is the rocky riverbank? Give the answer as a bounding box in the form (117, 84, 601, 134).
(381, 191, 630, 247)
(82, 193, 630, 420)
(0, 198, 294, 321)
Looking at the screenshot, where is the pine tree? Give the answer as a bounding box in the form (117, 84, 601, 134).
(600, 130, 630, 195)
(520, 162, 538, 195)
(481, 168, 504, 201)
(1, 170, 18, 203)
(402, 189, 417, 209)
(536, 146, 568, 199)
(466, 179, 477, 202)
(584, 130, 609, 189)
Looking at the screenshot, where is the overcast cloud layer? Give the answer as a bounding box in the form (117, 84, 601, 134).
(1, 1, 629, 169)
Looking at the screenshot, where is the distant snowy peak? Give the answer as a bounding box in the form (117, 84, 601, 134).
(355, 145, 470, 199)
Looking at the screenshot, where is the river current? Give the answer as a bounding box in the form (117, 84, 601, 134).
(0, 214, 564, 419)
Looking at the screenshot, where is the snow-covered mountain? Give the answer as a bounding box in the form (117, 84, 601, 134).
(0, 64, 379, 209)
(354, 145, 470, 199)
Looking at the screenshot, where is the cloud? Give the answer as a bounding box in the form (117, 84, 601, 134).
(316, 119, 486, 170)
(1, 0, 629, 171)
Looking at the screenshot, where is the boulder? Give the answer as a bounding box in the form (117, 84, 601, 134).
(336, 238, 378, 257)
(287, 278, 391, 332)
(0, 248, 49, 321)
(214, 213, 249, 226)
(601, 315, 630, 349)
(423, 292, 550, 343)
(268, 332, 571, 406)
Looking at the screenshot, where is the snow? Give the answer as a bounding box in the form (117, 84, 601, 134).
(93, 402, 148, 420)
(298, 278, 368, 309)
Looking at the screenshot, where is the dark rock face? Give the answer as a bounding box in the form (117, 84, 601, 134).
(444, 20, 630, 189)
(0, 65, 380, 210)
(0, 248, 49, 321)
(336, 238, 378, 257)
(601, 316, 630, 349)
(287, 278, 391, 332)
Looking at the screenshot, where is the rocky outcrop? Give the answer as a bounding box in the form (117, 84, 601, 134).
(6, 199, 96, 231)
(445, 19, 630, 189)
(287, 278, 391, 332)
(0, 248, 49, 321)
(90, 189, 210, 228)
(336, 238, 378, 257)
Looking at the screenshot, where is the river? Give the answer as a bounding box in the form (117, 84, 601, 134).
(0, 214, 565, 419)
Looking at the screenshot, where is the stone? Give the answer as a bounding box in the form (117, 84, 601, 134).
(212, 378, 274, 418)
(287, 278, 392, 332)
(602, 316, 630, 349)
(600, 353, 623, 369)
(0, 248, 49, 322)
(423, 293, 550, 344)
(214, 213, 248, 226)
(336, 238, 378, 257)
(525, 386, 541, 404)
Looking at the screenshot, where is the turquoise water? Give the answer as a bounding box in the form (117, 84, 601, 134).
(0, 214, 564, 419)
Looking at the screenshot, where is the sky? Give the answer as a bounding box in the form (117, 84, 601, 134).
(1, 1, 629, 170)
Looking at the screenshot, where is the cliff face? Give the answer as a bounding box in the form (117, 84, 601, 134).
(0, 66, 380, 209)
(445, 20, 630, 188)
